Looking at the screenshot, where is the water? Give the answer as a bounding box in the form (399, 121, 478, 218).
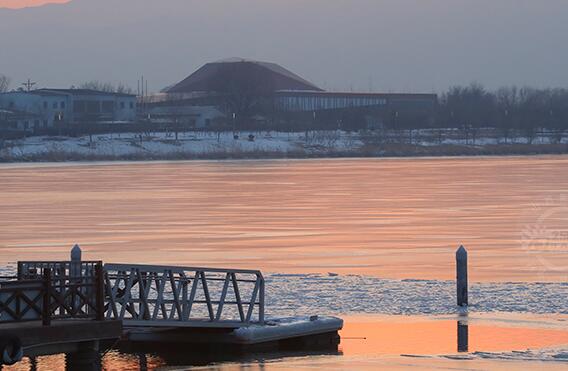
(1, 156, 568, 369)
(1, 157, 567, 281)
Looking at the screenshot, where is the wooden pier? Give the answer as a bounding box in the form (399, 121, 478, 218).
(0, 260, 122, 368)
(0, 246, 343, 368)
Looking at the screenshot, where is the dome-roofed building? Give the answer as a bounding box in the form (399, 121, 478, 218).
(148, 58, 437, 130)
(166, 58, 323, 94)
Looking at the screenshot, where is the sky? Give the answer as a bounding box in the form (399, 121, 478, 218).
(0, 0, 68, 9)
(1, 0, 568, 94)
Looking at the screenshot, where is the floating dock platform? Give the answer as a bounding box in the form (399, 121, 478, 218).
(123, 316, 343, 348)
(1, 254, 343, 367)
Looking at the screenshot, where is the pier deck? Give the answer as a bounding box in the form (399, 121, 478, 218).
(0, 320, 122, 357)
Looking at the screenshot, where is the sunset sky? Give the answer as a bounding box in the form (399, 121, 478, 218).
(0, 0, 68, 8)
(2, 0, 568, 93)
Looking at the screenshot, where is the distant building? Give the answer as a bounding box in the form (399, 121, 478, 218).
(0, 89, 137, 131)
(146, 105, 224, 128)
(0, 108, 40, 133)
(152, 58, 437, 129)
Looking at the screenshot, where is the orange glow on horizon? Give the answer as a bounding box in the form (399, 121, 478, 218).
(0, 0, 69, 9)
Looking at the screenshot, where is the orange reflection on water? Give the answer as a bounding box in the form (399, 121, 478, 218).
(101, 351, 165, 371)
(340, 315, 568, 356)
(4, 315, 568, 370)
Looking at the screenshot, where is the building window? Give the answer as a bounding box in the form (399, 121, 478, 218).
(120, 102, 125, 109)
(129, 102, 134, 109)
(9, 101, 14, 108)
(102, 101, 114, 113)
(73, 101, 86, 113)
(86, 101, 100, 113)
(60, 102, 65, 109)
(52, 102, 58, 109)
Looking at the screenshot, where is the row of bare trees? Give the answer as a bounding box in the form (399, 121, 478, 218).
(78, 81, 133, 94)
(437, 84, 568, 140)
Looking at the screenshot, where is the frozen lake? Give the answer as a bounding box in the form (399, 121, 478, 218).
(1, 156, 568, 282)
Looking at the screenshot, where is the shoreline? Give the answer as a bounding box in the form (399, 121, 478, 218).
(2, 143, 568, 163)
(2, 130, 568, 163)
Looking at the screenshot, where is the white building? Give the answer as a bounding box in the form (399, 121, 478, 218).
(0, 89, 137, 131)
(146, 105, 224, 128)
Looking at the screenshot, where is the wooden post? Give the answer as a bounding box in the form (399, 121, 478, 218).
(94, 262, 105, 321)
(42, 268, 52, 326)
(70, 244, 82, 279)
(258, 274, 265, 324)
(71, 244, 82, 314)
(456, 245, 468, 307)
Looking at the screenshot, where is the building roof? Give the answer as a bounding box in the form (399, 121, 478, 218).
(274, 90, 438, 99)
(32, 88, 135, 97)
(166, 58, 323, 94)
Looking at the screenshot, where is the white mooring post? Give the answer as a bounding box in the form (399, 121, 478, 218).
(456, 245, 468, 307)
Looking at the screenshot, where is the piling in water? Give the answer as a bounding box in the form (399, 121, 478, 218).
(456, 245, 468, 307)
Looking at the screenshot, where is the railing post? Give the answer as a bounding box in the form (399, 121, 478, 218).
(71, 244, 82, 314)
(95, 262, 105, 321)
(42, 268, 52, 326)
(71, 244, 82, 279)
(456, 245, 468, 307)
(258, 273, 265, 324)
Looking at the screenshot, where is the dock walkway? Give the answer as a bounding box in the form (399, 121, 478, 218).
(0, 246, 343, 368)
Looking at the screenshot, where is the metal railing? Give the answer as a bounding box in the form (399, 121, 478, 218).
(0, 261, 106, 325)
(104, 264, 265, 327)
(17, 261, 101, 281)
(7, 260, 265, 328)
(0, 279, 45, 323)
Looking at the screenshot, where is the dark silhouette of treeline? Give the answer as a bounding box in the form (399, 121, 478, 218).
(267, 84, 568, 137)
(435, 84, 568, 141)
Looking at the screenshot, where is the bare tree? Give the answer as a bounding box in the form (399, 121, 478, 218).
(0, 74, 10, 93)
(214, 68, 272, 131)
(78, 81, 133, 94)
(79, 81, 115, 92)
(116, 83, 134, 94)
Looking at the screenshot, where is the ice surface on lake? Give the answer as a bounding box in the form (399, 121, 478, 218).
(264, 273, 568, 317)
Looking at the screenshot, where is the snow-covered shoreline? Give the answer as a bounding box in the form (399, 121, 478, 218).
(0, 131, 355, 161)
(1, 130, 568, 162)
